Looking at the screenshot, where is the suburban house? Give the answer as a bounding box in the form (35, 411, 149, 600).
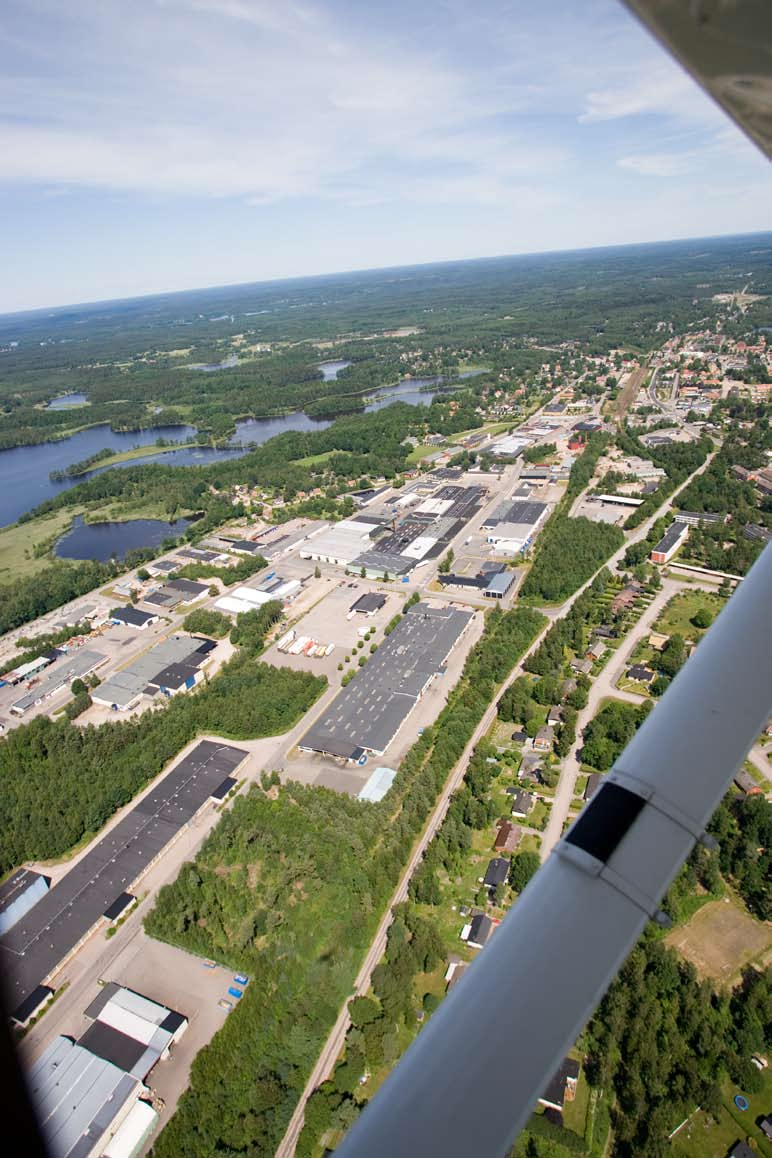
(570, 658, 593, 676)
(462, 913, 494, 950)
(493, 821, 522, 853)
(546, 705, 563, 727)
(533, 726, 554, 753)
(519, 753, 544, 783)
(628, 664, 656, 685)
(511, 729, 529, 744)
(648, 631, 669, 650)
(734, 769, 763, 796)
(482, 857, 510, 889)
(539, 1058, 581, 1112)
(510, 790, 535, 818)
(444, 959, 468, 992)
(585, 641, 607, 663)
(610, 582, 643, 617)
(728, 1143, 757, 1158)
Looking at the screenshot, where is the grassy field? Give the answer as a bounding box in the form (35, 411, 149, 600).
(70, 442, 206, 472)
(0, 508, 83, 582)
(655, 590, 726, 640)
(666, 896, 772, 984)
(292, 449, 337, 467)
(673, 1068, 772, 1158)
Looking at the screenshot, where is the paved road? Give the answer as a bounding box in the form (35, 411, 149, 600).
(748, 744, 772, 787)
(276, 448, 720, 1155)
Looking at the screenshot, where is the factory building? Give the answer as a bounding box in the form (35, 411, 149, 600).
(301, 603, 472, 759)
(27, 984, 186, 1158)
(299, 518, 382, 566)
(92, 635, 215, 711)
(10, 649, 107, 717)
(482, 499, 550, 553)
(0, 869, 50, 936)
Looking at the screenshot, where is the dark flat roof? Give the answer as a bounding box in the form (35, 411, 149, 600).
(152, 661, 200, 689)
(166, 578, 209, 598)
(1, 741, 247, 1013)
(111, 607, 155, 627)
(12, 984, 53, 1025)
(302, 604, 471, 757)
(210, 776, 236, 800)
(103, 893, 135, 922)
(78, 1021, 146, 1074)
(653, 522, 688, 553)
(351, 593, 386, 613)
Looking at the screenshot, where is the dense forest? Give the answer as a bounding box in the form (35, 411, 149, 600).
(144, 605, 545, 1157)
(0, 601, 323, 871)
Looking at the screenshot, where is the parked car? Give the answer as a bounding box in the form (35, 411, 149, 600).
(218, 999, 233, 1011)
(202, 959, 217, 969)
(227, 986, 244, 1000)
(234, 974, 249, 986)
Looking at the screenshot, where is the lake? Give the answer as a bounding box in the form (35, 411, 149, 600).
(46, 392, 89, 410)
(319, 359, 351, 381)
(0, 370, 480, 528)
(55, 516, 192, 562)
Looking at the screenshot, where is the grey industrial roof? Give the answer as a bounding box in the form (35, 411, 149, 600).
(483, 499, 547, 529)
(27, 1036, 140, 1158)
(0, 868, 47, 914)
(11, 649, 105, 714)
(96, 635, 211, 706)
(302, 604, 472, 757)
(1, 741, 247, 1017)
(177, 546, 219, 561)
(485, 571, 515, 595)
(166, 578, 209, 598)
(142, 590, 178, 607)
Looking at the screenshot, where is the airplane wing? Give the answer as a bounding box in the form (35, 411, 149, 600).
(622, 0, 772, 158)
(337, 544, 772, 1157)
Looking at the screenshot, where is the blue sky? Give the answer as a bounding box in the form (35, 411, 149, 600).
(2, 0, 771, 313)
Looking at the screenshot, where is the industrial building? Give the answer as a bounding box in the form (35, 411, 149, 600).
(2, 741, 247, 1019)
(437, 565, 516, 599)
(300, 603, 472, 760)
(482, 499, 549, 553)
(92, 635, 216, 711)
(350, 592, 387, 616)
(214, 573, 301, 616)
(10, 649, 107, 716)
(358, 766, 397, 803)
(109, 607, 158, 630)
(650, 522, 689, 565)
(27, 984, 186, 1158)
(0, 869, 50, 935)
(299, 518, 382, 566)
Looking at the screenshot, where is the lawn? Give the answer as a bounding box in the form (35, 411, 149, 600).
(655, 590, 726, 641)
(292, 449, 337, 467)
(672, 1068, 772, 1158)
(0, 507, 83, 582)
(666, 896, 772, 984)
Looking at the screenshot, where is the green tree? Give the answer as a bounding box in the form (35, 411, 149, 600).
(509, 851, 540, 892)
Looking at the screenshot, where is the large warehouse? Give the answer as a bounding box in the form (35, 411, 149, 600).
(481, 498, 549, 553)
(300, 603, 472, 759)
(92, 634, 216, 711)
(27, 984, 185, 1158)
(1, 741, 247, 1020)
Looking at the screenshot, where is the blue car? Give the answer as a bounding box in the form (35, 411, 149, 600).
(227, 986, 244, 1000)
(234, 974, 249, 986)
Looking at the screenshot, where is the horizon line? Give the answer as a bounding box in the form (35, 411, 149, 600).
(2, 227, 771, 324)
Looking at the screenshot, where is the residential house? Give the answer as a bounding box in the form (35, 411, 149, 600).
(494, 821, 522, 854)
(519, 753, 544, 783)
(760, 1115, 772, 1142)
(444, 959, 468, 991)
(628, 664, 656, 685)
(586, 641, 607, 663)
(728, 1143, 756, 1158)
(511, 730, 528, 744)
(482, 857, 510, 889)
(648, 631, 669, 651)
(570, 658, 593, 676)
(510, 790, 535, 819)
(533, 726, 554, 753)
(463, 913, 494, 950)
(547, 705, 563, 727)
(539, 1058, 581, 1112)
(734, 769, 762, 796)
(610, 582, 643, 617)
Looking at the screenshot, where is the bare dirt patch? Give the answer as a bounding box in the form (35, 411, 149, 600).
(666, 897, 771, 983)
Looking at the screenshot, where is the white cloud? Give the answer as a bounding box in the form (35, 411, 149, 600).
(618, 151, 692, 177)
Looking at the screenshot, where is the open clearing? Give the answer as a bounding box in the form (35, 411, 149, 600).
(655, 590, 726, 639)
(666, 898, 771, 982)
(0, 507, 83, 582)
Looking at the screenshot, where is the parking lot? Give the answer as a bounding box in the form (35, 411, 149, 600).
(572, 496, 629, 525)
(261, 579, 399, 682)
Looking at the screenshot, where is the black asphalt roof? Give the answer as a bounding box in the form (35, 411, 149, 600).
(111, 606, 155, 627)
(468, 914, 493, 946)
(210, 776, 236, 801)
(302, 604, 471, 757)
(541, 1058, 580, 1108)
(11, 984, 53, 1025)
(1, 741, 247, 1016)
(166, 578, 209, 598)
(78, 1020, 146, 1074)
(483, 858, 510, 887)
(153, 661, 199, 689)
(102, 893, 135, 922)
(653, 522, 687, 553)
(351, 593, 386, 613)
